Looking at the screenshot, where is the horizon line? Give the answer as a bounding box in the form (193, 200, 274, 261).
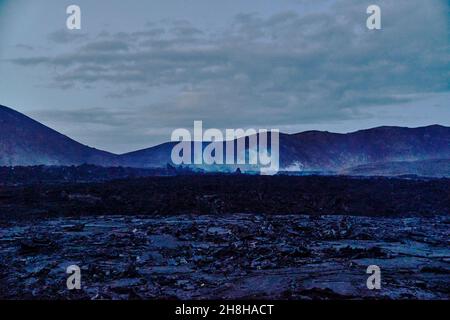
(0, 103, 448, 156)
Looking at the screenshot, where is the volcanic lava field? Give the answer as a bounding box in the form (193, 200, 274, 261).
(0, 175, 449, 299)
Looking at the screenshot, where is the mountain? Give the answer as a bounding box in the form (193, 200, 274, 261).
(119, 141, 176, 168)
(277, 125, 450, 171)
(1, 104, 449, 175)
(121, 125, 450, 172)
(0, 105, 118, 166)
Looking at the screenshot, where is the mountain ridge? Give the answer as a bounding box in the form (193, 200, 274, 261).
(1, 104, 449, 174)
(0, 104, 119, 166)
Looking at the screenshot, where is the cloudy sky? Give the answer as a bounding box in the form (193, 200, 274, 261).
(0, 0, 449, 153)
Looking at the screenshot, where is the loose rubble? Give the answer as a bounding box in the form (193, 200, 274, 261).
(0, 214, 448, 300)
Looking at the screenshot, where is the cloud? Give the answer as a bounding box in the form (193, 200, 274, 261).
(47, 30, 89, 44)
(82, 40, 130, 52)
(10, 0, 450, 135)
(15, 44, 34, 51)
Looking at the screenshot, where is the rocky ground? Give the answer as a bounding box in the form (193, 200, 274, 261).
(1, 175, 449, 219)
(0, 214, 448, 300)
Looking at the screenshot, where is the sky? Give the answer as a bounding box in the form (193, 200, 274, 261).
(0, 0, 449, 154)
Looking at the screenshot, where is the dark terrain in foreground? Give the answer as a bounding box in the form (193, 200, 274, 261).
(0, 175, 449, 220)
(0, 175, 448, 300)
(0, 214, 448, 299)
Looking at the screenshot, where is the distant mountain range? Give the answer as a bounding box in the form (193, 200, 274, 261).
(1, 104, 449, 176)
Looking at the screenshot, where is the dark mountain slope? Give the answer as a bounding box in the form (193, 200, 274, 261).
(0, 105, 118, 166)
(278, 125, 450, 169)
(1, 104, 449, 173)
(122, 125, 450, 171)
